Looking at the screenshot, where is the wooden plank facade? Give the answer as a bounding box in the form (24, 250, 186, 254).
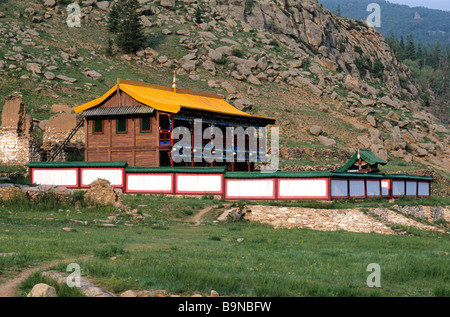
(84, 94, 159, 167)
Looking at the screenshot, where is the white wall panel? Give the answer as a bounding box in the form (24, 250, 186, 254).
(226, 179, 274, 199)
(176, 174, 222, 194)
(127, 174, 172, 193)
(33, 169, 78, 187)
(81, 169, 123, 187)
(278, 179, 328, 198)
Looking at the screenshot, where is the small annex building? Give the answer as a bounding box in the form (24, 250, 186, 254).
(73, 78, 275, 171)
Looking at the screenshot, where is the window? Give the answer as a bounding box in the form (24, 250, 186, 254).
(93, 119, 103, 134)
(140, 117, 152, 133)
(116, 118, 127, 134)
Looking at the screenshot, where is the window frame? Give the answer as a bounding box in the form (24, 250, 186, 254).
(92, 119, 104, 135)
(116, 117, 128, 134)
(140, 116, 152, 133)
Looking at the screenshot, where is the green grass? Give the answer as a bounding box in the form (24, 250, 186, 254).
(17, 271, 86, 297)
(1, 194, 448, 297)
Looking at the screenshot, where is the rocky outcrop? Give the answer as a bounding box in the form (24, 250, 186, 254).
(211, 0, 420, 101)
(238, 205, 448, 234)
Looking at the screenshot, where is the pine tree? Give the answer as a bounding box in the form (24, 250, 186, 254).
(416, 43, 423, 67)
(399, 35, 406, 61)
(405, 34, 416, 60)
(333, 4, 341, 17)
(431, 41, 442, 70)
(114, 0, 145, 53)
(108, 0, 123, 34)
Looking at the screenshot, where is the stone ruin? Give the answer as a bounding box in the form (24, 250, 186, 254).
(0, 93, 39, 165)
(0, 93, 85, 166)
(41, 104, 85, 161)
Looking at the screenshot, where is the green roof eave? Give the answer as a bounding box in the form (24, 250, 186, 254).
(26, 161, 128, 168)
(385, 174, 433, 181)
(331, 172, 385, 179)
(225, 171, 332, 179)
(125, 166, 226, 174)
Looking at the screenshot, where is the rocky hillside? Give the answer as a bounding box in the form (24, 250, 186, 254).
(0, 0, 449, 188)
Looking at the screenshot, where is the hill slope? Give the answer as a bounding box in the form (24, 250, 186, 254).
(318, 0, 450, 45)
(0, 0, 448, 191)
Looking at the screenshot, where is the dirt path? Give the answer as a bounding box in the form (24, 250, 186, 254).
(0, 255, 93, 297)
(190, 204, 231, 226)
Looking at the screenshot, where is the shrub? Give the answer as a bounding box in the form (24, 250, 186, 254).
(372, 60, 385, 78)
(94, 245, 126, 259)
(231, 48, 244, 58)
(215, 55, 228, 65)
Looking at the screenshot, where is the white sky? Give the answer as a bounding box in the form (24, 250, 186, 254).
(386, 0, 450, 11)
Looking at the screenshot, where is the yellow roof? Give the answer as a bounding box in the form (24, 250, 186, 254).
(74, 79, 275, 123)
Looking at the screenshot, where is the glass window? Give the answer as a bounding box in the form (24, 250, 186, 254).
(93, 119, 103, 134)
(116, 118, 127, 134)
(140, 117, 151, 133)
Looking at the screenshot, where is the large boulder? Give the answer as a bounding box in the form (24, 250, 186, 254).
(27, 283, 57, 297)
(233, 99, 253, 112)
(84, 179, 122, 207)
(161, 0, 176, 8)
(309, 125, 323, 136)
(379, 96, 402, 109)
(318, 136, 336, 147)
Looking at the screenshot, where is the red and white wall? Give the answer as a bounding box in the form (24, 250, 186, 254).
(29, 167, 431, 200)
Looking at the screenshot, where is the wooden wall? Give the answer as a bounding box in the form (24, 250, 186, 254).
(84, 92, 160, 167)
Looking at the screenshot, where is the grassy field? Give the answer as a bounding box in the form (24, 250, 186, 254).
(0, 192, 448, 297)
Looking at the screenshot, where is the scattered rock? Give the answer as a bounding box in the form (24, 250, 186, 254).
(121, 290, 138, 297)
(379, 96, 402, 109)
(83, 69, 102, 80)
(56, 75, 77, 83)
(43, 71, 55, 80)
(161, 0, 176, 9)
(343, 75, 359, 92)
(221, 81, 236, 94)
(318, 135, 336, 146)
(210, 290, 220, 297)
(26, 63, 42, 74)
(234, 99, 253, 112)
(366, 115, 376, 127)
(309, 125, 323, 136)
(27, 284, 57, 297)
(247, 74, 262, 85)
(96, 1, 110, 12)
(360, 98, 376, 107)
(43, 0, 56, 8)
(176, 29, 190, 36)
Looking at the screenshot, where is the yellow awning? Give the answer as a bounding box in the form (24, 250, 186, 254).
(73, 79, 275, 123)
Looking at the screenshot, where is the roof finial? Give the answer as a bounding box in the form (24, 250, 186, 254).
(357, 149, 361, 160)
(172, 71, 177, 93)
